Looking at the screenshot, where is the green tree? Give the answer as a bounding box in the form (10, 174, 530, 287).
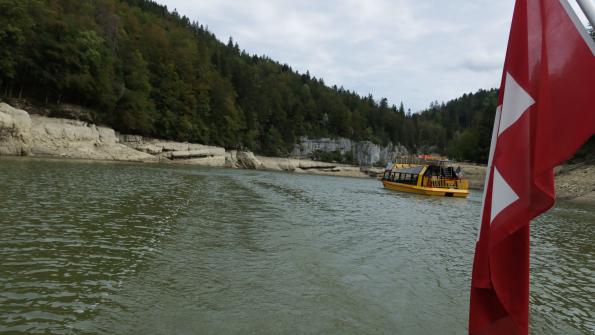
(208, 76, 244, 147)
(0, 0, 34, 95)
(447, 129, 481, 162)
(113, 50, 155, 134)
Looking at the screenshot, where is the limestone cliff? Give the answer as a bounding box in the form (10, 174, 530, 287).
(291, 136, 408, 166)
(0, 103, 155, 162)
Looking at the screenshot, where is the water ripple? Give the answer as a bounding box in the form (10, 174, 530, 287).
(0, 158, 593, 334)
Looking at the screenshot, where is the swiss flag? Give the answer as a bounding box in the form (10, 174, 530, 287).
(469, 0, 595, 334)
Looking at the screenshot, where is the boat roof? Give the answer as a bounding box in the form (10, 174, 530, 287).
(392, 165, 424, 174)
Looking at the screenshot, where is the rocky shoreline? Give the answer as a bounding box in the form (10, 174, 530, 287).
(1, 102, 592, 204)
(0, 102, 377, 179)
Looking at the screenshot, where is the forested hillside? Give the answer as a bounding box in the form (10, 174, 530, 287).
(0, 0, 417, 156)
(414, 89, 498, 162)
(0, 0, 591, 163)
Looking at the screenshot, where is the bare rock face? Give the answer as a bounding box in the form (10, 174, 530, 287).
(292, 136, 409, 166)
(0, 103, 32, 156)
(225, 150, 239, 168)
(97, 127, 118, 145)
(119, 136, 227, 166)
(0, 103, 156, 162)
(225, 150, 262, 169)
(292, 137, 353, 156)
(254, 155, 369, 177)
(227, 150, 283, 170)
(28, 115, 156, 161)
(236, 151, 261, 169)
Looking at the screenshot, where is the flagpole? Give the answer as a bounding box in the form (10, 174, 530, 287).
(577, 0, 595, 29)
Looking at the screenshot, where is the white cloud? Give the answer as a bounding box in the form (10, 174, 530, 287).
(158, 0, 515, 111)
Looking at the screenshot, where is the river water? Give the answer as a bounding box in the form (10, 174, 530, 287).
(0, 157, 593, 334)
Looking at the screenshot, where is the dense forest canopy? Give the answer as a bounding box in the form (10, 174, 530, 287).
(0, 0, 591, 163)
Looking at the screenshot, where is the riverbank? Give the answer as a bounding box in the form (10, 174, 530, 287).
(454, 161, 595, 205)
(0, 102, 374, 179)
(1, 102, 592, 204)
(554, 163, 595, 205)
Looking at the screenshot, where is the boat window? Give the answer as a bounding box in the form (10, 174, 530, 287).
(395, 173, 416, 185)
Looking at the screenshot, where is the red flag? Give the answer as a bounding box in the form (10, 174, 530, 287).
(469, 0, 595, 334)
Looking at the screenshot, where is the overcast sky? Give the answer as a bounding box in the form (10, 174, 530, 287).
(155, 1, 517, 111)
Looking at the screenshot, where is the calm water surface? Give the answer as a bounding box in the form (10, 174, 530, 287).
(0, 157, 593, 334)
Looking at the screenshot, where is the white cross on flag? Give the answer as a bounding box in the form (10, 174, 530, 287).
(469, 0, 595, 334)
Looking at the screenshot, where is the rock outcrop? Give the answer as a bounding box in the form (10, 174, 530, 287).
(354, 141, 408, 166)
(0, 103, 32, 156)
(225, 150, 261, 169)
(119, 135, 226, 166)
(224, 151, 370, 177)
(0, 103, 232, 167)
(27, 115, 156, 161)
(292, 136, 408, 166)
(292, 137, 353, 156)
(0, 103, 229, 165)
(0, 103, 155, 162)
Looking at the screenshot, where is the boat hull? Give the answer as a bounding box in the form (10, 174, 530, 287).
(382, 180, 469, 198)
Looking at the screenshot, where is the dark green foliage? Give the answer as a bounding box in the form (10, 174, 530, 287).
(414, 89, 499, 163)
(417, 87, 593, 163)
(311, 150, 343, 163)
(0, 1, 32, 83)
(446, 129, 481, 162)
(113, 50, 155, 134)
(310, 149, 356, 165)
(570, 136, 595, 162)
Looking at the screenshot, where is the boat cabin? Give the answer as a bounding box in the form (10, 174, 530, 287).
(381, 161, 469, 197)
(383, 163, 466, 190)
(383, 165, 424, 185)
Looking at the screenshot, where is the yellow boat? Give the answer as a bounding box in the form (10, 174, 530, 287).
(381, 162, 469, 198)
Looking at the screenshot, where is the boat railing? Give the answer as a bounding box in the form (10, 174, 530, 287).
(422, 176, 469, 190)
(393, 156, 449, 167)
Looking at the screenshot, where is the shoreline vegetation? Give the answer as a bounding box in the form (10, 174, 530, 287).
(1, 102, 593, 204)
